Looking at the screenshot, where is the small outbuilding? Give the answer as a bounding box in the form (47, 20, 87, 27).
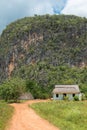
(52, 85, 81, 100)
(18, 92, 34, 100)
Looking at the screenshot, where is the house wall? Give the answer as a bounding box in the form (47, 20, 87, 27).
(67, 94, 73, 100)
(53, 94, 63, 100)
(53, 93, 81, 100)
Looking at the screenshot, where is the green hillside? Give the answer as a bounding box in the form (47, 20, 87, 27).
(0, 15, 87, 99)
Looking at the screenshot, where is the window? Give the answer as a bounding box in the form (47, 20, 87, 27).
(63, 93, 66, 97)
(56, 94, 59, 97)
(73, 94, 75, 97)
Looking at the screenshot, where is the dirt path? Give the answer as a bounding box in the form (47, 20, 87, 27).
(6, 100, 59, 130)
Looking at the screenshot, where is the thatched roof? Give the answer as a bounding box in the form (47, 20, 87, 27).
(19, 92, 34, 100)
(53, 85, 80, 94)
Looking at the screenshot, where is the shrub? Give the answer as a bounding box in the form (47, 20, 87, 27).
(26, 80, 50, 99)
(82, 93, 86, 100)
(74, 95, 79, 101)
(0, 78, 26, 102)
(64, 96, 69, 101)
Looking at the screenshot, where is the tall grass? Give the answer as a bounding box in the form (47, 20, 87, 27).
(0, 101, 14, 130)
(31, 101, 87, 130)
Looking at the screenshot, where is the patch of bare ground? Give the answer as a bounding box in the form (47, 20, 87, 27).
(6, 100, 59, 130)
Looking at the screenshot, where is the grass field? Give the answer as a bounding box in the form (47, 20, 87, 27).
(0, 101, 14, 130)
(31, 101, 87, 130)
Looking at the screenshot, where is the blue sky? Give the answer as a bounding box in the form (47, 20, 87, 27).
(0, 0, 87, 33)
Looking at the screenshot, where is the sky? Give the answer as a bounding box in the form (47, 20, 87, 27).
(0, 0, 87, 33)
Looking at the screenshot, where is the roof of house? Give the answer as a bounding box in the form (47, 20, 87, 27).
(18, 92, 34, 100)
(53, 85, 80, 94)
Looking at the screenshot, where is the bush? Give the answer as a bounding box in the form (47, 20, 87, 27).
(74, 96, 79, 101)
(26, 79, 51, 99)
(82, 93, 86, 100)
(0, 78, 26, 102)
(64, 96, 69, 101)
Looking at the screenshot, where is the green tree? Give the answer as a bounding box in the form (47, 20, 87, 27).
(0, 78, 26, 102)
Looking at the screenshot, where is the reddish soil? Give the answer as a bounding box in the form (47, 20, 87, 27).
(6, 100, 59, 130)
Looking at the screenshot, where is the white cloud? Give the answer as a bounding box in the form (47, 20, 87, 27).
(0, 0, 67, 33)
(62, 0, 87, 17)
(0, 0, 87, 33)
(26, 0, 54, 15)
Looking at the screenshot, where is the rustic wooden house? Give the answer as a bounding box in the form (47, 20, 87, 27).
(53, 85, 81, 100)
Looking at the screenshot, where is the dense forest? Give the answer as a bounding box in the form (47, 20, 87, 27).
(0, 14, 87, 100)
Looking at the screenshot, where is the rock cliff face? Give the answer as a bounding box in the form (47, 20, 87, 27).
(0, 15, 87, 83)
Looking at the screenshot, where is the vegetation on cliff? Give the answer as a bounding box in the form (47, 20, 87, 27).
(0, 15, 87, 99)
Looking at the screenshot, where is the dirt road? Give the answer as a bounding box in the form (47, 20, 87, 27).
(6, 100, 59, 130)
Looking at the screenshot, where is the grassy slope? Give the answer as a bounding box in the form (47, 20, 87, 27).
(0, 101, 14, 130)
(31, 101, 87, 130)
